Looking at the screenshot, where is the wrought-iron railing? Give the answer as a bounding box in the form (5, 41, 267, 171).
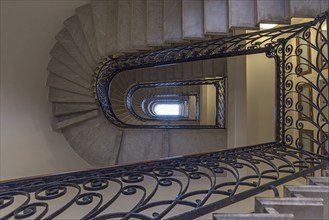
(0, 142, 327, 219)
(125, 78, 226, 128)
(0, 11, 328, 220)
(140, 93, 200, 121)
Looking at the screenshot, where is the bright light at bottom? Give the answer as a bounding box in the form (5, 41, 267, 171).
(260, 23, 278, 29)
(154, 104, 180, 116)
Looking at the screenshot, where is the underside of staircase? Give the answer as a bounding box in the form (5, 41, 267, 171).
(46, 0, 329, 166)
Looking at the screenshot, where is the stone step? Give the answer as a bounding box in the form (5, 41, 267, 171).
(307, 176, 329, 186)
(256, 0, 290, 24)
(76, 4, 101, 61)
(61, 114, 123, 166)
(229, 0, 257, 29)
(55, 29, 93, 74)
(47, 58, 90, 89)
(53, 103, 98, 116)
(132, 0, 147, 49)
(213, 212, 294, 220)
(289, 0, 328, 18)
(182, 0, 204, 39)
(50, 42, 91, 81)
(64, 15, 96, 68)
(163, 0, 183, 43)
(53, 110, 99, 130)
(117, 0, 133, 52)
(204, 0, 229, 35)
(118, 129, 168, 164)
(284, 185, 329, 219)
(146, 0, 164, 46)
(91, 0, 109, 57)
(47, 73, 92, 96)
(49, 88, 95, 104)
(255, 197, 324, 220)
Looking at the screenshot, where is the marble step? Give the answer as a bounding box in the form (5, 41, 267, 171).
(132, 0, 147, 49)
(50, 42, 91, 81)
(64, 15, 96, 67)
(117, 0, 133, 52)
(146, 0, 163, 46)
(53, 103, 98, 116)
(204, 0, 229, 35)
(256, 0, 290, 24)
(47, 73, 92, 96)
(76, 4, 101, 61)
(229, 0, 257, 29)
(182, 0, 204, 39)
(289, 0, 328, 18)
(255, 197, 324, 219)
(163, 0, 183, 43)
(307, 176, 329, 186)
(49, 88, 95, 104)
(284, 185, 329, 219)
(55, 29, 93, 74)
(53, 110, 99, 130)
(47, 58, 90, 89)
(213, 212, 293, 220)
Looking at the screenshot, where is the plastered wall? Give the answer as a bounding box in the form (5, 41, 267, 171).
(0, 0, 92, 181)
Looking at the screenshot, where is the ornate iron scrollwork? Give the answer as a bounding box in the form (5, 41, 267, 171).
(124, 78, 226, 128)
(0, 143, 327, 219)
(1, 11, 328, 220)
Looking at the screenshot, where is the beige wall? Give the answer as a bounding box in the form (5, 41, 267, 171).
(0, 0, 92, 181)
(227, 54, 248, 147)
(246, 53, 276, 145)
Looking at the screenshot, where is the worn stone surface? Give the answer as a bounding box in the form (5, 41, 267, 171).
(118, 130, 168, 164)
(76, 4, 101, 61)
(168, 129, 227, 156)
(118, 0, 132, 51)
(50, 42, 91, 81)
(53, 110, 99, 130)
(182, 0, 204, 39)
(91, 0, 107, 57)
(47, 73, 92, 96)
(53, 103, 98, 116)
(164, 0, 183, 42)
(255, 197, 324, 219)
(62, 114, 122, 166)
(132, 0, 147, 48)
(229, 0, 256, 28)
(64, 15, 96, 67)
(146, 0, 163, 45)
(106, 0, 119, 53)
(204, 0, 229, 34)
(256, 0, 289, 23)
(307, 176, 329, 186)
(214, 213, 294, 220)
(284, 185, 329, 219)
(290, 0, 326, 18)
(55, 29, 93, 74)
(49, 88, 95, 103)
(47, 58, 90, 89)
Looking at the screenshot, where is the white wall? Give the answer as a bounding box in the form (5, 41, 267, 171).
(0, 0, 92, 181)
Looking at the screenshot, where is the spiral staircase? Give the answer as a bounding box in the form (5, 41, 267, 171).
(46, 0, 328, 167)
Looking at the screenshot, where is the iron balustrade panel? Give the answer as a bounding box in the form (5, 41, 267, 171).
(276, 12, 329, 159)
(0, 143, 327, 220)
(140, 93, 199, 121)
(96, 14, 321, 129)
(125, 78, 225, 128)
